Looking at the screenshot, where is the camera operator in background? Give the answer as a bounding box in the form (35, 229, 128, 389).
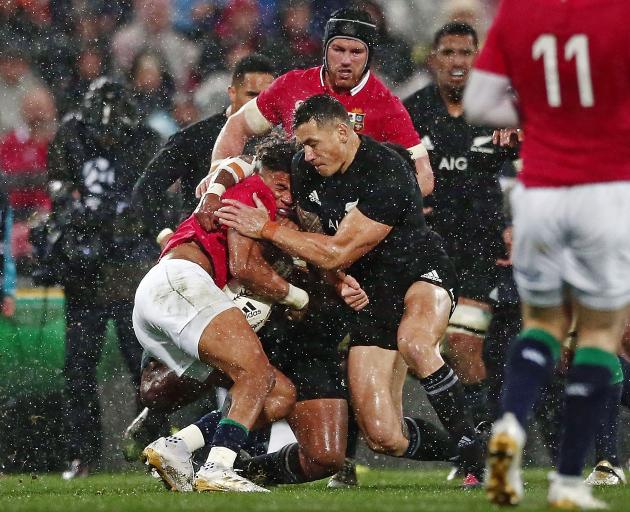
(45, 77, 162, 479)
(1, 182, 16, 318)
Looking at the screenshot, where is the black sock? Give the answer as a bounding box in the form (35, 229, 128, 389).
(594, 383, 622, 466)
(421, 364, 482, 473)
(346, 409, 360, 459)
(243, 424, 271, 456)
(239, 443, 307, 485)
(501, 328, 560, 427)
(462, 381, 489, 425)
(402, 417, 457, 461)
(193, 410, 222, 445)
(211, 418, 248, 453)
(558, 348, 616, 476)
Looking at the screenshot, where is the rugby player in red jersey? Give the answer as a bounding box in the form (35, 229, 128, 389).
(133, 139, 308, 493)
(196, 7, 433, 201)
(463, 1, 630, 508)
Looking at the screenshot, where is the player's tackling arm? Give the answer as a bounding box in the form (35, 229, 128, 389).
(410, 147, 433, 197)
(197, 100, 273, 198)
(227, 229, 308, 309)
(218, 196, 392, 271)
(212, 100, 272, 162)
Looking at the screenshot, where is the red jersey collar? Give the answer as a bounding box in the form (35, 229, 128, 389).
(319, 65, 371, 96)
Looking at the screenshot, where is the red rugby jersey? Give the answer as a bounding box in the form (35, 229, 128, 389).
(475, 0, 630, 187)
(256, 66, 420, 149)
(160, 175, 277, 289)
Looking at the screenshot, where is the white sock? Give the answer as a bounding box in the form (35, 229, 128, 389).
(206, 446, 237, 468)
(173, 424, 205, 452)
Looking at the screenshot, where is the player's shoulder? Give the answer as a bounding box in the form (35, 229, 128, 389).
(359, 136, 412, 178)
(367, 72, 402, 103)
(403, 84, 437, 110)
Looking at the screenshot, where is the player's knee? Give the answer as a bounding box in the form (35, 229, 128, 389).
(310, 446, 346, 472)
(398, 335, 441, 368)
(264, 378, 296, 420)
(363, 421, 407, 456)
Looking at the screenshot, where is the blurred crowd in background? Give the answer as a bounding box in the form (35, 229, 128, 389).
(0, 0, 499, 278)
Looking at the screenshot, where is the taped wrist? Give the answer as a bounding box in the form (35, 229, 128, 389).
(280, 284, 309, 310)
(203, 183, 226, 197)
(211, 156, 255, 184)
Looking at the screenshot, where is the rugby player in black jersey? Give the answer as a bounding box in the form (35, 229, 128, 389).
(217, 94, 485, 480)
(403, 23, 519, 431)
(132, 54, 275, 227)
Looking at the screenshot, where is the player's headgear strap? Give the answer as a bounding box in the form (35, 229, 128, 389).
(323, 9, 377, 74)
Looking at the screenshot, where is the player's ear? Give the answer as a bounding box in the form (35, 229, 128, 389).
(227, 85, 236, 104)
(337, 122, 349, 143)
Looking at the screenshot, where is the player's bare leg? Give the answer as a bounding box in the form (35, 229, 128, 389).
(397, 281, 485, 484)
(144, 308, 291, 493)
(348, 346, 454, 466)
(237, 398, 348, 485)
(349, 346, 409, 456)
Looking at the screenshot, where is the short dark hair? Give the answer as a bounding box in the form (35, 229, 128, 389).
(433, 22, 478, 49)
(256, 133, 296, 173)
(293, 94, 348, 132)
(231, 54, 276, 86)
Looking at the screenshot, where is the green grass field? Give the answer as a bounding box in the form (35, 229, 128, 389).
(0, 468, 626, 512)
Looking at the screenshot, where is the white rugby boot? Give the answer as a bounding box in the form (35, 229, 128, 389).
(585, 460, 626, 486)
(485, 412, 526, 506)
(194, 461, 270, 493)
(141, 436, 194, 492)
(548, 472, 609, 510)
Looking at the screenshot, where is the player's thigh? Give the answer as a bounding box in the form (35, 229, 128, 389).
(197, 307, 271, 380)
(397, 281, 451, 363)
(565, 182, 630, 310)
(288, 399, 348, 467)
(347, 345, 402, 431)
(510, 184, 565, 307)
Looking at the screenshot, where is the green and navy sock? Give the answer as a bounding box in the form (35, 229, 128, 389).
(211, 418, 249, 453)
(501, 328, 561, 427)
(558, 347, 618, 476)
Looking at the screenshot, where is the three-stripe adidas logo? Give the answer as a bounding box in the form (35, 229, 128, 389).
(309, 190, 321, 206)
(241, 301, 262, 319)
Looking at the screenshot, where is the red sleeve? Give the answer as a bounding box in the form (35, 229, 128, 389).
(223, 177, 277, 221)
(381, 94, 421, 149)
(255, 73, 292, 126)
(474, 1, 509, 76)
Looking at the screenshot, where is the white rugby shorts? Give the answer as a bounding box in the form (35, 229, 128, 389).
(132, 258, 237, 380)
(511, 182, 630, 310)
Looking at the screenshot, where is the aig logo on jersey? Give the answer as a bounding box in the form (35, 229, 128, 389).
(348, 109, 366, 132)
(439, 156, 468, 171)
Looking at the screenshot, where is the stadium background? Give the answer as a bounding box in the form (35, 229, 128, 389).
(1, 0, 629, 474)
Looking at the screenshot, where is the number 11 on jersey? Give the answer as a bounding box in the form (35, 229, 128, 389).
(532, 34, 594, 108)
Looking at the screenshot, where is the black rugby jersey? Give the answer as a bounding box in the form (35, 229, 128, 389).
(292, 135, 433, 283)
(133, 111, 228, 220)
(404, 85, 518, 298)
